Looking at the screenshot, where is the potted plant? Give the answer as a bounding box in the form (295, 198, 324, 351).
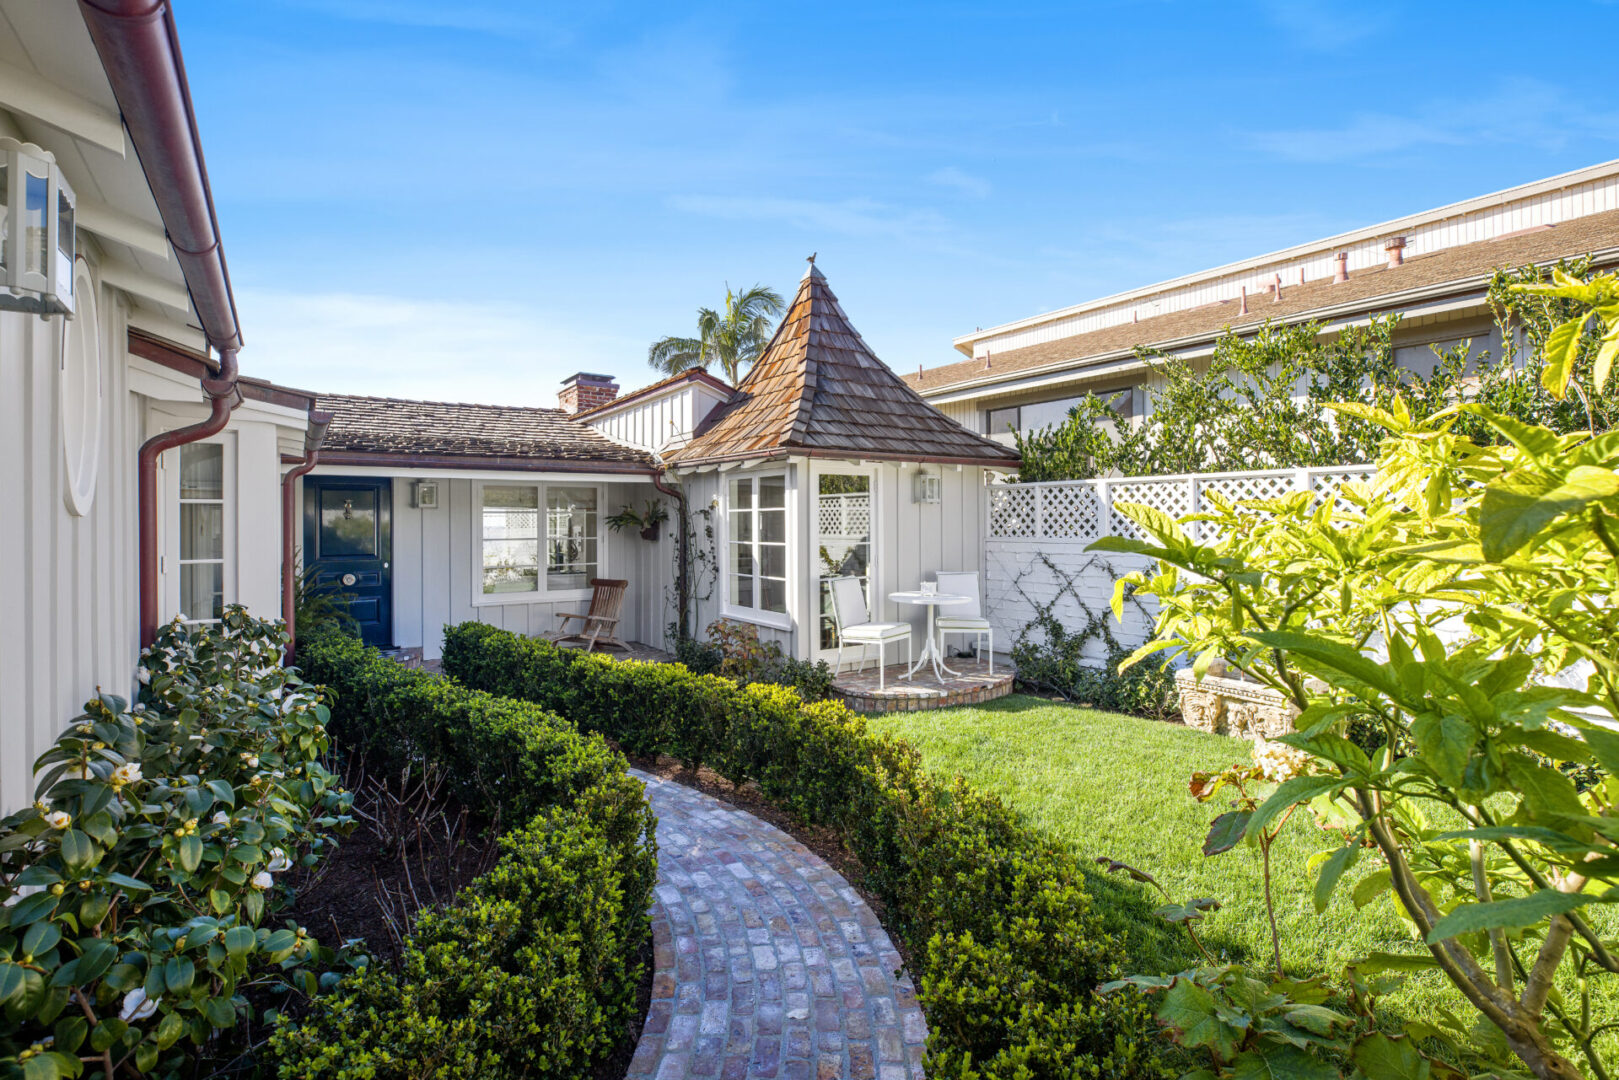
(606, 499, 669, 541)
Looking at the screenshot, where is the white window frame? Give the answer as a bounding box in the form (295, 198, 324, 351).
(163, 434, 236, 626)
(720, 469, 793, 633)
(472, 480, 606, 607)
(809, 460, 878, 665)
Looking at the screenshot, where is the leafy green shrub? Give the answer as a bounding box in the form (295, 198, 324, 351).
(268, 629, 656, 1080)
(0, 609, 354, 1080)
(442, 622, 1169, 1080)
(698, 619, 837, 701)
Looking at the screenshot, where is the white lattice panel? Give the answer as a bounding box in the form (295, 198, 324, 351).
(1202, 471, 1295, 507)
(1310, 468, 1375, 517)
(1109, 479, 1193, 538)
(817, 494, 870, 537)
(1038, 483, 1104, 540)
(990, 486, 1037, 538)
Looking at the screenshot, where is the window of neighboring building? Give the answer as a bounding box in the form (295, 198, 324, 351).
(986, 405, 1021, 435)
(478, 483, 601, 599)
(727, 473, 788, 620)
(178, 442, 226, 623)
(985, 386, 1135, 435)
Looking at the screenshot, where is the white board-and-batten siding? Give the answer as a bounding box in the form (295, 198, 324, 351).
(587, 382, 733, 456)
(384, 476, 675, 661)
(1, 278, 140, 815)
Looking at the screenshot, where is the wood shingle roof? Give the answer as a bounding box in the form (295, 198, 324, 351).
(315, 393, 656, 471)
(666, 264, 1020, 468)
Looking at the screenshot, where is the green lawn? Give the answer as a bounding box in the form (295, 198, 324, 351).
(868, 695, 1469, 1022)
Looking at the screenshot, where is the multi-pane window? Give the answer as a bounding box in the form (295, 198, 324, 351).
(480, 484, 600, 596)
(178, 443, 225, 623)
(545, 486, 598, 591)
(728, 474, 787, 616)
(481, 485, 540, 594)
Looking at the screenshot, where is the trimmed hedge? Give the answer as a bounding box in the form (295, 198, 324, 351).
(443, 623, 1169, 1080)
(266, 630, 656, 1080)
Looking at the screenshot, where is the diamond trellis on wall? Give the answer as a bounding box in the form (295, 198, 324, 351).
(990, 485, 1037, 538)
(1039, 483, 1104, 540)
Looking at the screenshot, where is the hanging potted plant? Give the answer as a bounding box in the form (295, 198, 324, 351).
(607, 499, 669, 541)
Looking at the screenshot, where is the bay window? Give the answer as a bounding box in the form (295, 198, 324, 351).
(727, 474, 788, 619)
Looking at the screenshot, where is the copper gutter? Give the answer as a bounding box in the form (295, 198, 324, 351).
(79, 0, 248, 646)
(281, 411, 333, 662)
(311, 450, 659, 475)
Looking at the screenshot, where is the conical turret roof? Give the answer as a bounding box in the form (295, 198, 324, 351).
(666, 262, 1021, 468)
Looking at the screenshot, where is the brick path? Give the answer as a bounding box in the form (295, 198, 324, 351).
(628, 770, 927, 1080)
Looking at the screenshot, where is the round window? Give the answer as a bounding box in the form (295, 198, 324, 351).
(60, 258, 102, 516)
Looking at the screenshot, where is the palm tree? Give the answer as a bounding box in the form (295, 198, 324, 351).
(648, 283, 785, 386)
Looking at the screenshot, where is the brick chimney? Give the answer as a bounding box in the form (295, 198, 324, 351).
(559, 372, 619, 413)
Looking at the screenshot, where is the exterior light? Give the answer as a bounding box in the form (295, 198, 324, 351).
(913, 471, 942, 504)
(410, 480, 439, 509)
(0, 138, 76, 317)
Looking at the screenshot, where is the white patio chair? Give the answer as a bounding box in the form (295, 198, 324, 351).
(829, 576, 910, 691)
(933, 570, 994, 674)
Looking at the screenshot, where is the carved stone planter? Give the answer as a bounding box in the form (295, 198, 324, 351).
(1175, 668, 1297, 741)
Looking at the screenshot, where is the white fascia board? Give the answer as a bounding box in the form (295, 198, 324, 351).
(924, 281, 1503, 404)
(0, 58, 125, 155)
(128, 356, 207, 402)
(78, 198, 170, 259)
(953, 159, 1619, 352)
(125, 307, 208, 354)
(307, 464, 659, 484)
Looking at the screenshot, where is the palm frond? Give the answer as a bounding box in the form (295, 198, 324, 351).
(648, 335, 708, 374)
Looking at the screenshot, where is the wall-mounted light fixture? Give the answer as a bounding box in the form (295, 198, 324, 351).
(0, 138, 76, 316)
(913, 470, 941, 504)
(411, 480, 440, 509)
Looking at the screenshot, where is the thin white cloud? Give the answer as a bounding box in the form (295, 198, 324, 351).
(667, 195, 950, 241)
(1255, 0, 1388, 51)
(926, 166, 992, 199)
(234, 288, 642, 407)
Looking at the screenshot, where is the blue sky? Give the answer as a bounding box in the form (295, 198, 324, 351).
(175, 0, 1619, 406)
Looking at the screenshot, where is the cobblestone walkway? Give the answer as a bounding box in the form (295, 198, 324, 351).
(628, 770, 927, 1080)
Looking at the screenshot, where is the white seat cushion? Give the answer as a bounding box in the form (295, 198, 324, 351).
(936, 616, 991, 630)
(840, 621, 911, 640)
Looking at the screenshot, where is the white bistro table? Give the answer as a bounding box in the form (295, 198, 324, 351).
(888, 591, 970, 681)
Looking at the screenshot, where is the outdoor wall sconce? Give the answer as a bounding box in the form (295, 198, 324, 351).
(0, 138, 76, 317)
(913, 471, 942, 504)
(410, 480, 440, 509)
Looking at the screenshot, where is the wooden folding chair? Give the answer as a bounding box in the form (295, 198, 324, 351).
(552, 578, 630, 652)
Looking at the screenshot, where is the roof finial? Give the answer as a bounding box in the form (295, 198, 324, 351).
(807, 252, 817, 265)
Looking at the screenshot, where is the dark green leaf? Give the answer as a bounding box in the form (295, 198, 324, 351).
(178, 834, 203, 874)
(1313, 843, 1360, 915)
(1247, 775, 1345, 841)
(1228, 1043, 1339, 1080)
(1156, 977, 1240, 1058)
(1425, 890, 1594, 944)
(58, 829, 98, 872)
(1203, 811, 1250, 856)
(1352, 1032, 1431, 1080)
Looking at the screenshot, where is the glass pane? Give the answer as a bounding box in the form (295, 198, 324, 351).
(760, 543, 786, 579)
(56, 189, 73, 297)
(483, 505, 537, 540)
(731, 478, 752, 510)
(761, 578, 786, 614)
(760, 476, 786, 509)
(759, 508, 786, 544)
(819, 582, 837, 650)
(484, 564, 539, 594)
(179, 443, 223, 499)
(25, 170, 47, 276)
(180, 562, 223, 622)
(730, 543, 754, 577)
(484, 485, 539, 509)
(0, 161, 7, 273)
(181, 503, 223, 561)
(319, 489, 378, 557)
(731, 573, 753, 609)
(729, 510, 752, 543)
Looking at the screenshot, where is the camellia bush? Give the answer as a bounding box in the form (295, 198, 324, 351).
(1090, 271, 1619, 1080)
(0, 609, 354, 1080)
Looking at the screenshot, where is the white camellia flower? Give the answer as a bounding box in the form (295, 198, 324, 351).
(135, 666, 151, 685)
(111, 762, 142, 786)
(251, 870, 274, 890)
(241, 754, 259, 768)
(212, 811, 230, 826)
(1252, 738, 1312, 783)
(120, 987, 159, 1021)
(43, 810, 72, 830)
(68, 762, 94, 781)
(267, 848, 293, 872)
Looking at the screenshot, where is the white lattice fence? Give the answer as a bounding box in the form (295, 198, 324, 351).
(984, 465, 1376, 655)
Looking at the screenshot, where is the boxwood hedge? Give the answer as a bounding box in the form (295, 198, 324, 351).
(442, 622, 1168, 1080)
(265, 630, 656, 1080)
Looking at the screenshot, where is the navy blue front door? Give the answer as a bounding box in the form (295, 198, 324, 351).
(303, 477, 393, 647)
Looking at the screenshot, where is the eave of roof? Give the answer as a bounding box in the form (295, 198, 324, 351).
(574, 368, 733, 420)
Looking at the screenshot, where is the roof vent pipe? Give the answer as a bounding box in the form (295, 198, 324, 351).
(1273, 272, 1283, 301)
(1333, 251, 1349, 284)
(1385, 236, 1406, 268)
(1239, 286, 1248, 315)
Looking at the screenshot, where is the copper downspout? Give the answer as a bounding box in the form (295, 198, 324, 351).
(79, 0, 247, 646)
(137, 353, 238, 645)
(281, 412, 333, 662)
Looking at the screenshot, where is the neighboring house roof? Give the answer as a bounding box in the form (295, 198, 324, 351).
(575, 368, 733, 420)
(315, 393, 656, 472)
(909, 204, 1619, 398)
(667, 263, 1021, 468)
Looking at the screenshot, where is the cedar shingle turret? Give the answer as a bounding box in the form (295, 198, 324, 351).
(666, 263, 1020, 468)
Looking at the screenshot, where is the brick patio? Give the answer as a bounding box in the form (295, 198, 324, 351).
(629, 770, 926, 1080)
(832, 656, 1014, 713)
